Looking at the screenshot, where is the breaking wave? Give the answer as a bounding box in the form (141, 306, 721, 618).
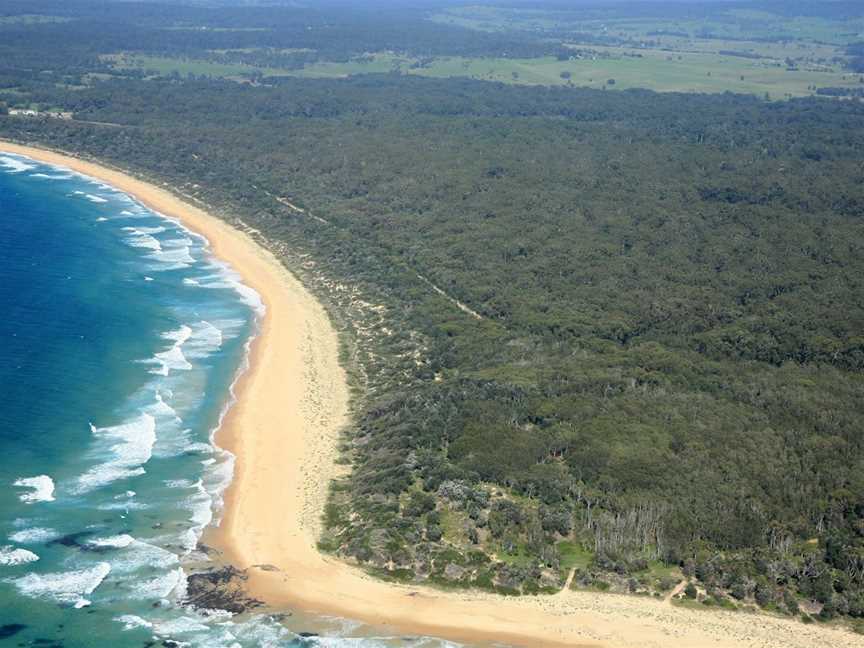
(6, 563, 111, 608)
(13, 475, 56, 503)
(74, 414, 156, 494)
(0, 546, 40, 566)
(0, 155, 36, 173)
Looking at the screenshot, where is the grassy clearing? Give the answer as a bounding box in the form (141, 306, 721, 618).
(556, 541, 593, 570)
(104, 49, 863, 99)
(636, 559, 683, 592)
(649, 37, 841, 61)
(430, 6, 565, 34)
(290, 53, 412, 79)
(208, 47, 315, 55)
(439, 508, 470, 545)
(495, 542, 537, 568)
(431, 6, 864, 46)
(641, 559, 681, 581)
(583, 16, 864, 46)
(425, 4, 864, 98)
(409, 51, 860, 98)
(102, 54, 292, 79)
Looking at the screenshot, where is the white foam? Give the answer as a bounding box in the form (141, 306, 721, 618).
(203, 455, 234, 503)
(309, 637, 448, 648)
(148, 395, 180, 428)
(124, 225, 165, 235)
(150, 615, 210, 635)
(78, 465, 145, 493)
(220, 318, 248, 342)
(313, 640, 384, 647)
(145, 326, 193, 376)
(75, 413, 156, 493)
(81, 536, 181, 605)
(30, 172, 73, 180)
(88, 534, 135, 549)
(188, 481, 214, 528)
(97, 500, 149, 511)
(109, 538, 179, 573)
(0, 155, 36, 173)
(150, 245, 195, 270)
(137, 209, 264, 311)
(117, 614, 152, 631)
(164, 236, 194, 248)
(122, 226, 163, 252)
(184, 327, 256, 551)
(227, 617, 293, 647)
(144, 276, 154, 281)
(0, 546, 40, 566)
(180, 528, 200, 553)
(9, 527, 59, 544)
(127, 566, 186, 599)
(116, 612, 293, 648)
(164, 479, 195, 488)
(193, 267, 265, 315)
(319, 616, 364, 637)
(72, 191, 108, 203)
(183, 320, 223, 360)
(96, 216, 109, 222)
(164, 325, 192, 344)
(13, 475, 56, 503)
(7, 562, 110, 607)
(179, 480, 214, 553)
(147, 392, 198, 459)
(177, 452, 235, 553)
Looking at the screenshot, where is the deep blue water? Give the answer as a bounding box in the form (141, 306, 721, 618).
(0, 153, 456, 648)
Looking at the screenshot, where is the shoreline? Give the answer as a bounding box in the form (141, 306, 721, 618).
(3, 140, 862, 648)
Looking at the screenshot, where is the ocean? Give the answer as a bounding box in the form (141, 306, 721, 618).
(0, 153, 456, 648)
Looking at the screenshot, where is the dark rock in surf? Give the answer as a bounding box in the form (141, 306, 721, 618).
(31, 640, 63, 648)
(0, 625, 26, 640)
(48, 532, 91, 549)
(183, 566, 263, 614)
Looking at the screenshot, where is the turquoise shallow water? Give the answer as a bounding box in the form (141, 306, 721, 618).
(0, 153, 458, 648)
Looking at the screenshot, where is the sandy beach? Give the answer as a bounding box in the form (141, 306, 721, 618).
(2, 139, 862, 648)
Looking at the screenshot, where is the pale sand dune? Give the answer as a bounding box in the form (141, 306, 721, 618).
(3, 140, 861, 648)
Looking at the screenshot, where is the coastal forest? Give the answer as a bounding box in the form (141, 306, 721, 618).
(3, 0, 864, 630)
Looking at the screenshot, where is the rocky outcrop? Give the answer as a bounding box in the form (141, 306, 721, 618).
(183, 567, 263, 614)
